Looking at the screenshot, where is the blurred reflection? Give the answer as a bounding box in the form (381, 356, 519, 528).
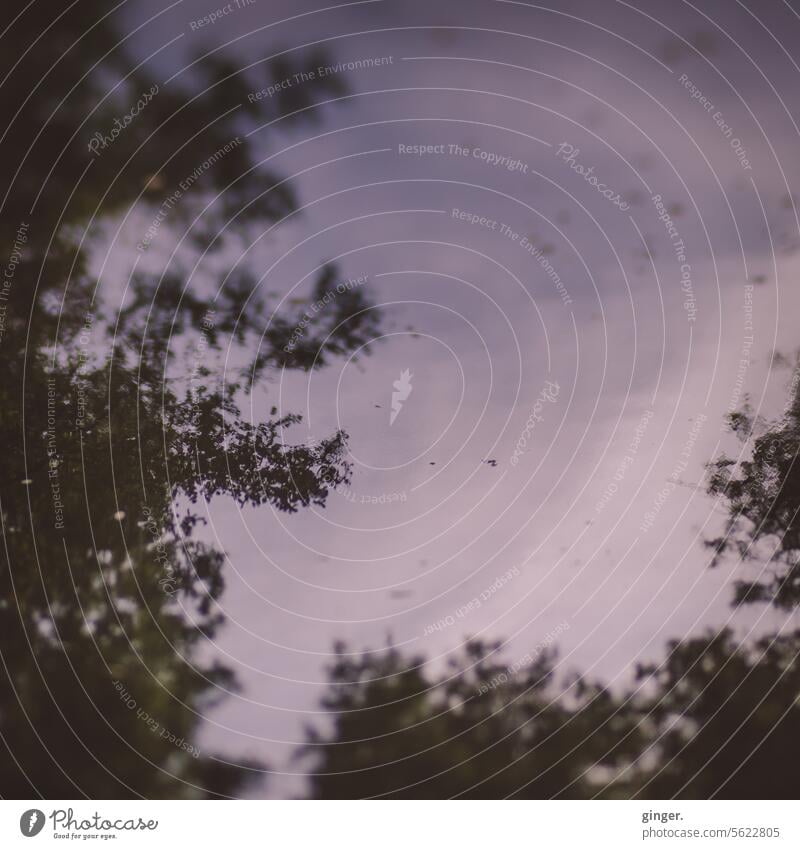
(304, 623, 800, 798)
(305, 368, 800, 798)
(0, 2, 379, 797)
(3, 0, 800, 803)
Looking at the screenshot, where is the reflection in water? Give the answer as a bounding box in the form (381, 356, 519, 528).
(304, 381, 800, 799)
(1, 0, 800, 801)
(304, 626, 800, 799)
(0, 2, 377, 797)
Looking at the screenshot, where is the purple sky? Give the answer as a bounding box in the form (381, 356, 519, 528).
(100, 0, 800, 796)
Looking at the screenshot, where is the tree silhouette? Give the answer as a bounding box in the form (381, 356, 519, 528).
(706, 365, 800, 607)
(304, 362, 800, 799)
(303, 627, 800, 799)
(630, 628, 800, 799)
(0, 3, 379, 797)
(301, 640, 643, 799)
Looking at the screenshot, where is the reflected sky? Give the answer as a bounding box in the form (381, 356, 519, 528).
(26, 0, 800, 796)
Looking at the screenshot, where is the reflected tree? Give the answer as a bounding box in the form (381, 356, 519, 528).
(301, 640, 642, 799)
(304, 363, 800, 799)
(303, 628, 800, 799)
(0, 3, 378, 797)
(706, 366, 800, 607)
(631, 628, 800, 799)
